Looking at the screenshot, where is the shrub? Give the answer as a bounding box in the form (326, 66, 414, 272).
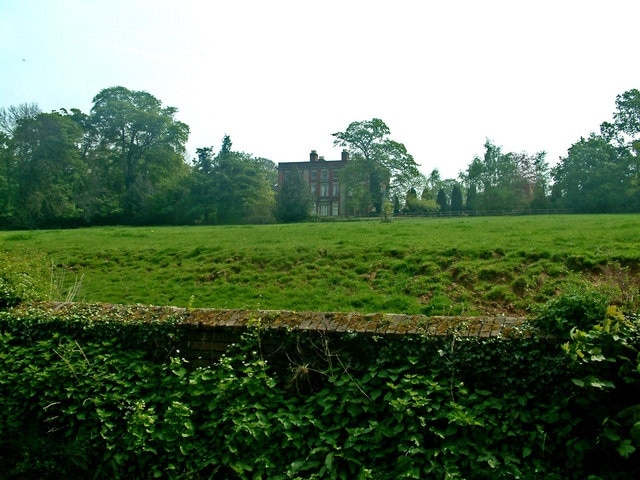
(562, 306, 640, 462)
(532, 285, 609, 337)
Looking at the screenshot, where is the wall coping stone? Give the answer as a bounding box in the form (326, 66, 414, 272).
(34, 302, 531, 339)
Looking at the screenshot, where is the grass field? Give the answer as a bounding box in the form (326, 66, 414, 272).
(1, 214, 639, 315)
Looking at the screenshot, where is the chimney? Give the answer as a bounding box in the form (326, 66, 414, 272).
(310, 150, 319, 162)
(341, 149, 349, 162)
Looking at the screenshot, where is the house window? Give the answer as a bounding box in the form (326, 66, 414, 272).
(320, 184, 329, 197)
(332, 183, 339, 196)
(332, 170, 339, 180)
(310, 184, 317, 195)
(310, 170, 318, 180)
(320, 203, 329, 216)
(332, 202, 339, 216)
(321, 169, 328, 180)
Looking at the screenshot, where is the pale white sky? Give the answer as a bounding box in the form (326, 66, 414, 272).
(1, 0, 639, 179)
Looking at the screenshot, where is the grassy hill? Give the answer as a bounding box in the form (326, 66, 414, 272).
(1, 214, 639, 315)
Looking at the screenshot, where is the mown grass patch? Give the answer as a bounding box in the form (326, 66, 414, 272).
(1, 214, 639, 315)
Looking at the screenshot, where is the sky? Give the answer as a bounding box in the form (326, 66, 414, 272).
(1, 0, 639, 180)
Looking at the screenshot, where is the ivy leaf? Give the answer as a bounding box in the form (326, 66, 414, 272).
(572, 376, 615, 389)
(585, 376, 615, 389)
(616, 439, 636, 458)
(324, 452, 335, 472)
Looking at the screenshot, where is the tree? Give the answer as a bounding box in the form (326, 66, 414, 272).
(189, 146, 216, 223)
(88, 86, 189, 221)
(552, 89, 640, 213)
(405, 187, 418, 212)
(602, 88, 640, 154)
(466, 184, 477, 212)
(276, 166, 311, 222)
(332, 118, 420, 214)
(210, 136, 276, 224)
(462, 140, 549, 212)
(0, 103, 41, 136)
(601, 88, 640, 208)
(552, 134, 632, 212)
(392, 194, 401, 214)
(0, 103, 42, 225)
(219, 134, 233, 158)
(342, 153, 375, 216)
(436, 188, 448, 213)
(8, 112, 85, 226)
(422, 169, 441, 202)
(450, 184, 463, 213)
(0, 131, 14, 224)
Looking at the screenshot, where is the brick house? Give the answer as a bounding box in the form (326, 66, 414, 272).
(277, 149, 350, 217)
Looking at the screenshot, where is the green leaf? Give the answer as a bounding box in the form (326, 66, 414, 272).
(617, 439, 636, 458)
(325, 452, 335, 472)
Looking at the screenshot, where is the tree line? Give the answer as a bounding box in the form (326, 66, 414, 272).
(2, 86, 640, 228)
(406, 89, 640, 216)
(0, 87, 278, 228)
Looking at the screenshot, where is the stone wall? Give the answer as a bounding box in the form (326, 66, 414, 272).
(179, 308, 528, 367)
(37, 303, 530, 368)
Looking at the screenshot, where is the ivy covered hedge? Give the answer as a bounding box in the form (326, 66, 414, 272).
(0, 302, 638, 479)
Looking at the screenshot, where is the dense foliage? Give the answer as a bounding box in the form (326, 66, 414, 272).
(0, 88, 277, 228)
(0, 299, 638, 479)
(331, 118, 421, 215)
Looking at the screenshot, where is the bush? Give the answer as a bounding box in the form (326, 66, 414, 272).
(532, 285, 609, 337)
(562, 307, 640, 461)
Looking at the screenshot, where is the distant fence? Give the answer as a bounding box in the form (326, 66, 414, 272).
(381, 209, 576, 219)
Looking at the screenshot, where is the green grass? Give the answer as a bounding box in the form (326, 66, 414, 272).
(1, 214, 639, 315)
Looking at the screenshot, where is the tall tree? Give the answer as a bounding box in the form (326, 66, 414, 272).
(450, 184, 463, 212)
(422, 169, 442, 202)
(341, 153, 375, 215)
(552, 134, 632, 212)
(332, 118, 420, 213)
(0, 131, 14, 224)
(210, 136, 276, 224)
(219, 134, 233, 158)
(0, 103, 42, 225)
(275, 166, 311, 222)
(463, 140, 548, 212)
(465, 184, 477, 212)
(404, 187, 418, 213)
(88, 86, 189, 221)
(436, 188, 448, 213)
(602, 88, 640, 154)
(0, 103, 41, 136)
(8, 112, 85, 226)
(553, 88, 640, 213)
(187, 146, 217, 223)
